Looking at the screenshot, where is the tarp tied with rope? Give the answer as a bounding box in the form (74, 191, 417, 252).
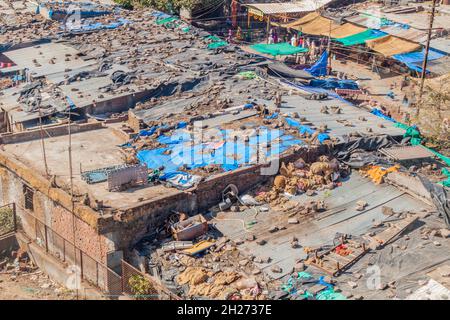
(392, 48, 445, 72)
(334, 29, 387, 46)
(305, 51, 328, 76)
(250, 43, 308, 56)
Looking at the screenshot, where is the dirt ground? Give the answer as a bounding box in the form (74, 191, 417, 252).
(0, 271, 75, 300)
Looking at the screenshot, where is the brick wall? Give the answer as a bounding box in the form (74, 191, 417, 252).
(0, 166, 112, 265)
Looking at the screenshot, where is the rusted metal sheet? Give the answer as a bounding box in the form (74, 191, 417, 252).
(379, 145, 435, 161)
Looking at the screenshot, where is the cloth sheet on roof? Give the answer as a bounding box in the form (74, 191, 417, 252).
(285, 12, 320, 28)
(366, 35, 421, 57)
(329, 23, 365, 38)
(290, 16, 339, 36)
(392, 48, 445, 72)
(334, 29, 386, 46)
(159, 171, 202, 189)
(305, 51, 328, 76)
(250, 43, 308, 56)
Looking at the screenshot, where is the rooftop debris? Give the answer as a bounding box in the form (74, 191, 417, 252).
(0, 1, 449, 301)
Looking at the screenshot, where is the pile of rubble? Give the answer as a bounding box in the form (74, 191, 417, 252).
(152, 240, 271, 300)
(255, 156, 345, 206)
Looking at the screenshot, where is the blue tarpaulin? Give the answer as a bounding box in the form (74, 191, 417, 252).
(392, 48, 445, 73)
(309, 78, 358, 90)
(63, 18, 130, 33)
(265, 112, 279, 119)
(370, 108, 396, 122)
(137, 127, 303, 174)
(285, 118, 330, 143)
(305, 51, 328, 77)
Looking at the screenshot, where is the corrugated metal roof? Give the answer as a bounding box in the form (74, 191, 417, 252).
(379, 25, 428, 43)
(345, 12, 438, 43)
(429, 38, 450, 55)
(413, 56, 450, 76)
(244, 0, 333, 15)
(2, 43, 96, 77)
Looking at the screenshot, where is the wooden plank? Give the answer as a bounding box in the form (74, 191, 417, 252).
(368, 215, 418, 249)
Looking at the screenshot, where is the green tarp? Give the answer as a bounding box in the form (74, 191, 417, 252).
(334, 29, 387, 46)
(250, 43, 308, 56)
(155, 17, 178, 25)
(205, 35, 228, 50)
(395, 123, 450, 187)
(207, 40, 228, 49)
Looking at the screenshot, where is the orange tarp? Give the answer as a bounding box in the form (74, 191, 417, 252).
(329, 23, 365, 38)
(366, 35, 422, 56)
(291, 16, 340, 35)
(283, 13, 364, 38)
(284, 12, 320, 28)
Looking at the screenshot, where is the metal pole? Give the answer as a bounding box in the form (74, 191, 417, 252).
(418, 0, 437, 116)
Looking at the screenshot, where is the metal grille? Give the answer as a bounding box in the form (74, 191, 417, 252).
(16, 206, 123, 298)
(23, 185, 34, 211)
(107, 164, 148, 191)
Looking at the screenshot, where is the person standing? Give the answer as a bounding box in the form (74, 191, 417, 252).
(227, 29, 233, 43)
(291, 33, 298, 47)
(273, 29, 278, 43)
(268, 28, 274, 44)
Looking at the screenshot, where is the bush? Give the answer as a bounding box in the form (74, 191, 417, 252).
(0, 207, 14, 235)
(128, 274, 154, 299)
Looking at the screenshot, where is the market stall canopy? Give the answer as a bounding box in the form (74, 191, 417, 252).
(392, 48, 445, 72)
(289, 15, 341, 36)
(334, 29, 387, 46)
(244, 0, 333, 18)
(366, 35, 421, 57)
(284, 11, 321, 28)
(250, 42, 308, 56)
(329, 23, 365, 38)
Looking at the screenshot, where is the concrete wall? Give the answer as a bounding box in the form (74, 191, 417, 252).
(85, 90, 154, 116)
(195, 146, 323, 211)
(0, 122, 103, 144)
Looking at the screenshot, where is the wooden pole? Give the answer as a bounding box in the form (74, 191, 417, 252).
(418, 0, 437, 117)
(67, 108, 79, 300)
(327, 18, 332, 75)
(38, 104, 49, 178)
